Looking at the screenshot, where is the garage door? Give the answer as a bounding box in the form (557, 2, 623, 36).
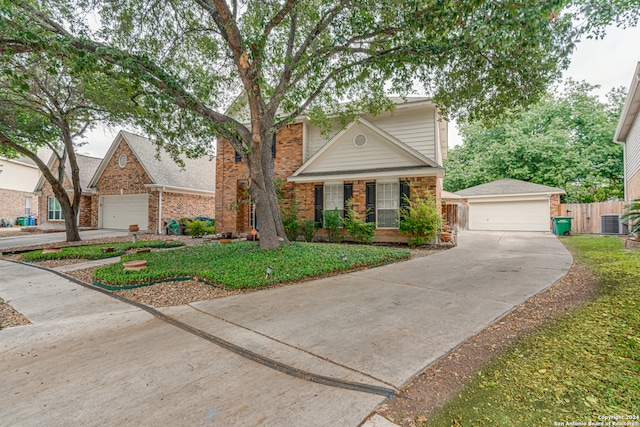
(469, 199, 550, 231)
(101, 194, 149, 230)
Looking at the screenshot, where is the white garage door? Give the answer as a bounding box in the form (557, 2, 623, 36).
(469, 199, 550, 231)
(101, 194, 149, 230)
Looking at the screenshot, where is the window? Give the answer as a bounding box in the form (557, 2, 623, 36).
(48, 197, 64, 220)
(324, 184, 343, 212)
(25, 197, 32, 216)
(118, 154, 127, 168)
(376, 182, 399, 228)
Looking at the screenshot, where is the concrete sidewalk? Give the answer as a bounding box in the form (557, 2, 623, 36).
(0, 231, 572, 426)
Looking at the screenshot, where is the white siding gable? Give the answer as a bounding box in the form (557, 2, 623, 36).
(302, 122, 426, 175)
(0, 159, 40, 192)
(626, 113, 640, 181)
(364, 104, 437, 161)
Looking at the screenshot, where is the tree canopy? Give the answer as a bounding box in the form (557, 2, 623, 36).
(444, 80, 626, 203)
(2, 0, 639, 246)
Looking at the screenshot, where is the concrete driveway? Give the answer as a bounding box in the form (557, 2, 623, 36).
(0, 231, 572, 426)
(0, 229, 129, 251)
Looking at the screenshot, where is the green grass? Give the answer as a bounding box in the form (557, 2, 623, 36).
(21, 240, 184, 261)
(423, 236, 640, 427)
(93, 241, 410, 289)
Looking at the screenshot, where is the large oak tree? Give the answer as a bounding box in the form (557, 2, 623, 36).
(2, 0, 639, 247)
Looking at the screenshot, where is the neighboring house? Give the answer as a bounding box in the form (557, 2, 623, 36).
(0, 156, 41, 225)
(456, 178, 564, 232)
(215, 97, 447, 241)
(87, 131, 216, 233)
(35, 153, 102, 229)
(614, 61, 640, 202)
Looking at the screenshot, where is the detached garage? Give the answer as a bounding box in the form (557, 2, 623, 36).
(456, 178, 565, 232)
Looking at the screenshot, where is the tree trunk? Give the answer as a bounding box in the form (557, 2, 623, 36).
(245, 127, 288, 249)
(61, 198, 81, 242)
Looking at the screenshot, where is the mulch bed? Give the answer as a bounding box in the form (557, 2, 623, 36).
(0, 297, 31, 328)
(375, 259, 599, 426)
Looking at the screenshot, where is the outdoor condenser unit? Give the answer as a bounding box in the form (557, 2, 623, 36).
(600, 214, 629, 234)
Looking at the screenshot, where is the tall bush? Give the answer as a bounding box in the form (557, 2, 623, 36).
(399, 191, 443, 246)
(343, 199, 375, 243)
(621, 198, 640, 236)
(323, 208, 342, 243)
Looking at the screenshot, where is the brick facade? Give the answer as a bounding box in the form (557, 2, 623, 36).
(37, 160, 75, 229)
(627, 169, 640, 201)
(215, 123, 441, 241)
(0, 188, 38, 226)
(92, 138, 215, 233)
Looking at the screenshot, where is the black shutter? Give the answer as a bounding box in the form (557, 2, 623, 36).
(234, 150, 242, 162)
(343, 183, 353, 218)
(314, 184, 324, 228)
(365, 182, 376, 223)
(399, 180, 410, 221)
(272, 133, 276, 158)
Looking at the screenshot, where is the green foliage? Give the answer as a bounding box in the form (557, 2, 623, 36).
(342, 199, 375, 243)
(621, 198, 640, 233)
(445, 81, 625, 203)
(275, 176, 300, 241)
(21, 240, 184, 260)
(399, 192, 443, 246)
(423, 236, 640, 426)
(299, 219, 316, 242)
(323, 208, 342, 243)
(183, 219, 215, 237)
(93, 241, 410, 289)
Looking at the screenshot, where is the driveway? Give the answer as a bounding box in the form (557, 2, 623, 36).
(0, 231, 572, 426)
(0, 229, 129, 251)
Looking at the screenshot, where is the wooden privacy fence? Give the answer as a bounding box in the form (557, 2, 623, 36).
(443, 204, 468, 231)
(559, 201, 627, 234)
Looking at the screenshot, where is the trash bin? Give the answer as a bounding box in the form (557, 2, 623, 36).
(28, 215, 36, 226)
(17, 216, 28, 226)
(552, 216, 572, 236)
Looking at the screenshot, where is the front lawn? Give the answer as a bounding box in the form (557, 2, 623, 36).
(21, 240, 184, 261)
(94, 241, 410, 289)
(422, 236, 640, 426)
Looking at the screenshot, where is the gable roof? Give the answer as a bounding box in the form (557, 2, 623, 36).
(614, 62, 640, 143)
(456, 178, 565, 197)
(289, 117, 442, 182)
(88, 131, 215, 193)
(34, 152, 103, 193)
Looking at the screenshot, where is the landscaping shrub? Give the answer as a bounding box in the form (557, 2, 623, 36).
(276, 176, 301, 241)
(343, 199, 375, 243)
(621, 197, 640, 234)
(323, 208, 342, 242)
(300, 219, 315, 242)
(184, 219, 215, 236)
(399, 191, 443, 246)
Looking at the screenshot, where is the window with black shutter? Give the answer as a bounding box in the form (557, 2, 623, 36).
(234, 150, 242, 162)
(314, 184, 324, 228)
(343, 183, 353, 218)
(365, 182, 376, 224)
(399, 180, 410, 221)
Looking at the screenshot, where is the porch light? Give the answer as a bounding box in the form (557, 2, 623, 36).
(265, 265, 274, 279)
(341, 253, 348, 262)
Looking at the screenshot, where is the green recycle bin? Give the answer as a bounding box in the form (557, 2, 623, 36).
(17, 216, 29, 226)
(553, 216, 572, 236)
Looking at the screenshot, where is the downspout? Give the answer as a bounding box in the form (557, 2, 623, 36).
(158, 189, 163, 235)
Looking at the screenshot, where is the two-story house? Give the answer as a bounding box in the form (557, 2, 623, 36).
(215, 97, 447, 242)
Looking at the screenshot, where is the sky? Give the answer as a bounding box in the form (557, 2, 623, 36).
(79, 24, 640, 158)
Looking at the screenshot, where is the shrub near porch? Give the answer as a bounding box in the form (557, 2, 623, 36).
(94, 241, 410, 289)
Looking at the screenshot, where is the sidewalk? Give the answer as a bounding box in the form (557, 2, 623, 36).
(0, 231, 572, 426)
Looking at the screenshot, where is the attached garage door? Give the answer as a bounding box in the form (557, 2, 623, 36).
(468, 199, 550, 231)
(101, 194, 149, 230)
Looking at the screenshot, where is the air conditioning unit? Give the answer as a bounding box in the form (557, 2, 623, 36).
(600, 214, 629, 234)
